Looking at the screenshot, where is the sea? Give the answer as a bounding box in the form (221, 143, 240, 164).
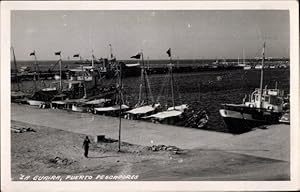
(11, 60, 290, 133)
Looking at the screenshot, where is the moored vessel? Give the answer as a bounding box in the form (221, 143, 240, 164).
(143, 49, 189, 125)
(219, 42, 287, 133)
(125, 51, 161, 120)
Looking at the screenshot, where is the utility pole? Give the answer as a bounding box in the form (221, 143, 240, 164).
(118, 61, 122, 152)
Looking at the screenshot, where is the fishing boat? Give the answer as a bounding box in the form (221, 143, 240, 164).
(237, 49, 252, 70)
(143, 49, 188, 125)
(93, 54, 130, 116)
(254, 64, 263, 69)
(125, 52, 161, 120)
(56, 50, 118, 111)
(279, 110, 290, 124)
(27, 87, 58, 107)
(243, 65, 252, 70)
(27, 51, 60, 107)
(94, 104, 129, 116)
(219, 43, 286, 133)
(10, 47, 32, 103)
(50, 93, 68, 109)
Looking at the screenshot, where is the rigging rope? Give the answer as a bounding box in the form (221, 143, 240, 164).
(155, 71, 169, 104)
(145, 72, 154, 104)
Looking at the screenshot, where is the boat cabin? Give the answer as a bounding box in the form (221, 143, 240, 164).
(245, 88, 284, 112)
(67, 66, 101, 90)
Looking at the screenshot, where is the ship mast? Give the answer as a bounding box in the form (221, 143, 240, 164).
(259, 42, 266, 108)
(11, 47, 21, 91)
(141, 51, 149, 105)
(59, 55, 62, 91)
(243, 48, 245, 65)
(91, 49, 94, 68)
(167, 48, 175, 109)
(32, 50, 38, 91)
(55, 51, 62, 91)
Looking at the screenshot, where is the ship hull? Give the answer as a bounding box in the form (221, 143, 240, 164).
(219, 107, 282, 134)
(27, 100, 45, 106)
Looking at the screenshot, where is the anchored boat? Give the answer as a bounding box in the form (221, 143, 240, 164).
(143, 49, 189, 125)
(125, 51, 161, 120)
(219, 42, 286, 133)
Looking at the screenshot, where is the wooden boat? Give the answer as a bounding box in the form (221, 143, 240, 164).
(126, 104, 161, 120)
(243, 65, 252, 70)
(125, 51, 161, 120)
(94, 104, 129, 116)
(143, 49, 188, 125)
(27, 88, 58, 107)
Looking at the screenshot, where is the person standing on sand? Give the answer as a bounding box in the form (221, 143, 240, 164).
(82, 136, 91, 158)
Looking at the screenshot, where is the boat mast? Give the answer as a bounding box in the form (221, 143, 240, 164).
(32, 50, 37, 91)
(147, 56, 150, 70)
(59, 55, 62, 91)
(11, 47, 21, 91)
(168, 49, 175, 109)
(243, 48, 245, 65)
(55, 51, 62, 91)
(81, 65, 87, 98)
(34, 51, 40, 79)
(109, 44, 113, 60)
(259, 42, 266, 108)
(141, 51, 149, 105)
(91, 49, 94, 68)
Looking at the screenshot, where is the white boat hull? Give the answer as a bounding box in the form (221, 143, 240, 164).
(27, 100, 45, 106)
(72, 105, 87, 112)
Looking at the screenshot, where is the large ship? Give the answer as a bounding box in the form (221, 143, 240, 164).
(219, 42, 287, 134)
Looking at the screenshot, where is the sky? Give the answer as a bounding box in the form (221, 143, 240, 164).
(11, 10, 289, 60)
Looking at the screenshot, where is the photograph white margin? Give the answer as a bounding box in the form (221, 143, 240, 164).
(1, 1, 299, 191)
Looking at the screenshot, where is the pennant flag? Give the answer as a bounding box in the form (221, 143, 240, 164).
(131, 53, 141, 59)
(55, 51, 61, 56)
(29, 51, 35, 56)
(166, 48, 171, 57)
(73, 54, 80, 57)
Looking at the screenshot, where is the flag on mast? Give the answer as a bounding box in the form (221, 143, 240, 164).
(166, 48, 171, 57)
(131, 53, 142, 59)
(55, 51, 61, 56)
(29, 51, 35, 56)
(73, 54, 80, 57)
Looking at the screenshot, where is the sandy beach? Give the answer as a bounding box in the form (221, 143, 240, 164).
(11, 103, 290, 181)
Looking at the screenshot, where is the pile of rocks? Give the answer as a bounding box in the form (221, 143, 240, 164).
(11, 127, 36, 133)
(149, 145, 181, 153)
(49, 156, 73, 166)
